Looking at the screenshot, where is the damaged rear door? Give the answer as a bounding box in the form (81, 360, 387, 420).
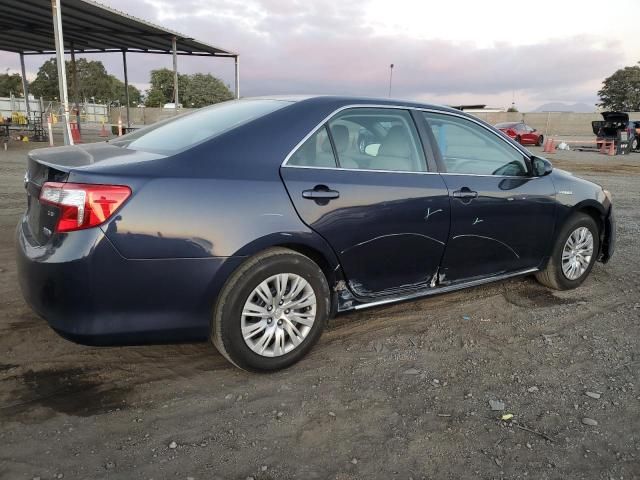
(280, 107, 450, 298)
(420, 111, 556, 283)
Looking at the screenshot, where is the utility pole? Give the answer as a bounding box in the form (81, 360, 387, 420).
(388, 64, 394, 98)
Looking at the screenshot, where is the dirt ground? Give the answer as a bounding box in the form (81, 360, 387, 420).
(0, 140, 638, 480)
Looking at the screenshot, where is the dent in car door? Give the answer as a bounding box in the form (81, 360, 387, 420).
(280, 108, 451, 297)
(421, 111, 556, 283)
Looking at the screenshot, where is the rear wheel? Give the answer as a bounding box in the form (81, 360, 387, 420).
(535, 213, 599, 290)
(211, 248, 330, 372)
(516, 135, 522, 144)
(632, 137, 638, 151)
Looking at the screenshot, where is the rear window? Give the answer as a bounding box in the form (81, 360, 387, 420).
(111, 99, 290, 154)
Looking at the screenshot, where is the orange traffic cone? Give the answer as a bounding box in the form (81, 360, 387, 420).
(118, 115, 123, 137)
(546, 138, 556, 154)
(70, 122, 82, 144)
(99, 122, 109, 137)
(543, 138, 550, 153)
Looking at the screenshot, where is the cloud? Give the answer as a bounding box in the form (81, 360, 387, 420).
(1, 0, 626, 110)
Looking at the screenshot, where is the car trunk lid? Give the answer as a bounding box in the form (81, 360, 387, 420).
(23, 143, 161, 245)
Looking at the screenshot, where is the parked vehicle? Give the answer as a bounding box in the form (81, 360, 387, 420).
(593, 112, 636, 154)
(495, 122, 544, 146)
(631, 120, 640, 151)
(16, 96, 616, 371)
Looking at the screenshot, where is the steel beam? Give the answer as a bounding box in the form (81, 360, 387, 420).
(122, 50, 130, 127)
(19, 53, 31, 117)
(50, 0, 72, 145)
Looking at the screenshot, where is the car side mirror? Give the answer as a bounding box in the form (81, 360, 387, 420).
(532, 156, 553, 176)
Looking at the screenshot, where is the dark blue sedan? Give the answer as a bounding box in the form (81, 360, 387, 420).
(16, 96, 616, 371)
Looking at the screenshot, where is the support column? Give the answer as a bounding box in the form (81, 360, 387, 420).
(234, 55, 240, 99)
(50, 0, 72, 145)
(172, 36, 179, 114)
(122, 50, 130, 127)
(19, 53, 31, 118)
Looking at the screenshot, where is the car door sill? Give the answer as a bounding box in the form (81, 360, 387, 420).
(350, 267, 539, 311)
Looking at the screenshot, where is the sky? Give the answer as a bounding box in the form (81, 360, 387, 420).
(1, 0, 638, 111)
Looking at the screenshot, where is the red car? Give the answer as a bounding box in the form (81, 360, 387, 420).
(495, 122, 544, 146)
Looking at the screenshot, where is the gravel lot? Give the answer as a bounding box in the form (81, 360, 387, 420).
(0, 140, 638, 480)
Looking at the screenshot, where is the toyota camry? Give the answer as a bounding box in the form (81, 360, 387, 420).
(16, 96, 616, 371)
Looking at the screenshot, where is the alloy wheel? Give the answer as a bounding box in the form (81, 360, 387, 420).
(241, 273, 317, 357)
(561, 227, 594, 280)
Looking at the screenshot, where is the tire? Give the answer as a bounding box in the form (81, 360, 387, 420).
(535, 213, 600, 290)
(516, 135, 522, 144)
(537, 135, 544, 146)
(211, 248, 330, 372)
(632, 138, 638, 151)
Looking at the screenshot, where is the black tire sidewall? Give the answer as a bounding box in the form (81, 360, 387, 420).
(537, 135, 544, 146)
(217, 254, 330, 372)
(551, 214, 600, 289)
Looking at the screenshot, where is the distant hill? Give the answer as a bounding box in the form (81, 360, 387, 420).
(534, 102, 595, 113)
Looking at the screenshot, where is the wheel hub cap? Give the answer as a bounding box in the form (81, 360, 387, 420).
(561, 226, 594, 281)
(241, 273, 317, 357)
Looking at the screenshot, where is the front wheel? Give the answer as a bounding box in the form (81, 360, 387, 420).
(632, 137, 638, 151)
(211, 248, 330, 372)
(537, 135, 544, 146)
(535, 213, 600, 290)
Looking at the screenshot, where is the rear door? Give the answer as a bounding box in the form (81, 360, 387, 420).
(280, 107, 450, 298)
(420, 111, 556, 284)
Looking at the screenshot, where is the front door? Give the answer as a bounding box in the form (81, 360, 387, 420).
(420, 111, 556, 284)
(281, 107, 450, 297)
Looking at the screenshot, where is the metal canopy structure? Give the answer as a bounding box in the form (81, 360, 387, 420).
(0, 0, 240, 144)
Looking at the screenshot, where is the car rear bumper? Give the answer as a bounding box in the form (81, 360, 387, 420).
(16, 218, 242, 345)
(601, 206, 615, 263)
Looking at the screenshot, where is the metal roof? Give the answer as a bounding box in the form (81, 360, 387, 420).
(0, 0, 237, 57)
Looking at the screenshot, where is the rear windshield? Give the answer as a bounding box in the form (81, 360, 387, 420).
(110, 99, 290, 154)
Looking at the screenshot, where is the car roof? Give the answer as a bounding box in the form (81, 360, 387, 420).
(248, 95, 464, 115)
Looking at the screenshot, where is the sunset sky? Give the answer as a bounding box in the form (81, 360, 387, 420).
(2, 0, 638, 110)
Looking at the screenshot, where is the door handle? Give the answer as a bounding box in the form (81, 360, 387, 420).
(302, 186, 340, 200)
(452, 188, 478, 199)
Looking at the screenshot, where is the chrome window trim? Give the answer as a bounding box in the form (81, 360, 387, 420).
(283, 164, 439, 175)
(280, 103, 532, 175)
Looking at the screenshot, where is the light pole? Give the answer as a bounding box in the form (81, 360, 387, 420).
(388, 63, 394, 98)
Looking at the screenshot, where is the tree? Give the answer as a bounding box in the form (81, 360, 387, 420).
(144, 68, 232, 107)
(0, 73, 23, 97)
(598, 63, 640, 111)
(145, 68, 189, 107)
(507, 105, 519, 112)
(182, 73, 233, 107)
(29, 58, 140, 104)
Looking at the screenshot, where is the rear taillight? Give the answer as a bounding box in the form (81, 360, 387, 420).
(39, 182, 131, 232)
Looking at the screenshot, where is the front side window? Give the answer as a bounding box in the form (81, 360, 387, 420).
(327, 108, 427, 172)
(423, 112, 529, 177)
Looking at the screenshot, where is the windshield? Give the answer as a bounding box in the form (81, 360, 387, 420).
(110, 99, 291, 154)
(495, 122, 517, 128)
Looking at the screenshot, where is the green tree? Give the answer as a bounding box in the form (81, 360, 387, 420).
(182, 73, 233, 107)
(144, 69, 232, 107)
(0, 73, 23, 97)
(145, 68, 189, 107)
(29, 58, 140, 105)
(598, 63, 640, 111)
